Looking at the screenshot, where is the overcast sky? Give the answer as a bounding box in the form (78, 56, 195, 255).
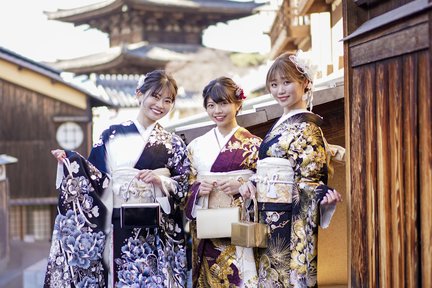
(0, 0, 273, 62)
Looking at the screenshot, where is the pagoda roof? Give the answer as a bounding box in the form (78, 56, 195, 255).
(69, 47, 253, 109)
(46, 42, 199, 75)
(92, 74, 141, 107)
(88, 74, 201, 108)
(45, 0, 261, 25)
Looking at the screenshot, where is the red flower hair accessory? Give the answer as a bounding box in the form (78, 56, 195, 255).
(235, 86, 246, 100)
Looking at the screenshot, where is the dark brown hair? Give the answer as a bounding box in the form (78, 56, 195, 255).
(136, 70, 178, 100)
(202, 76, 243, 108)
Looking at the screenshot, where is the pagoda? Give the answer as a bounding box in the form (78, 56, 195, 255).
(45, 0, 261, 75)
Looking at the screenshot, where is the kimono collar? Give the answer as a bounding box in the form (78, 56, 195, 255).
(215, 125, 239, 139)
(214, 125, 239, 149)
(132, 119, 157, 140)
(273, 108, 312, 131)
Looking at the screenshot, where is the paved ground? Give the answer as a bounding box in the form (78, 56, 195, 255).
(0, 240, 50, 288)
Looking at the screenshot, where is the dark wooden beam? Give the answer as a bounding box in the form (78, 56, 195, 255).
(352, 0, 386, 8)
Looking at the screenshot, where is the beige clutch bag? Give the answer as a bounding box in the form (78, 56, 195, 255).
(196, 206, 240, 239)
(231, 198, 268, 248)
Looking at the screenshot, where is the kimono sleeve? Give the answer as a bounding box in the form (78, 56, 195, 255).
(288, 122, 336, 228)
(161, 133, 191, 204)
(88, 127, 112, 175)
(242, 135, 262, 171)
(184, 141, 201, 220)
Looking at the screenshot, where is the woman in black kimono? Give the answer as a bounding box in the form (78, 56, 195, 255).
(240, 51, 343, 287)
(45, 70, 191, 287)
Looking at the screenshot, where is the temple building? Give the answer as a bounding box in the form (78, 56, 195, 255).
(45, 0, 263, 116)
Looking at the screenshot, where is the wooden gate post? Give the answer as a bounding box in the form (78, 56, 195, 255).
(0, 154, 18, 272)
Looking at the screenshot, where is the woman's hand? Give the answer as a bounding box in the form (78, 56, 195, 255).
(198, 180, 216, 197)
(320, 189, 343, 206)
(51, 149, 66, 163)
(239, 181, 257, 199)
(198, 180, 214, 197)
(136, 169, 162, 188)
(217, 179, 242, 196)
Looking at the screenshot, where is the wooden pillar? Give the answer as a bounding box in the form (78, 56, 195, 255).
(0, 156, 18, 271)
(0, 165, 9, 271)
(343, 0, 432, 286)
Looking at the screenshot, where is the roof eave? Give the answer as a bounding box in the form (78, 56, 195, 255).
(44, 0, 124, 24)
(45, 0, 261, 24)
(0, 47, 111, 108)
(49, 51, 171, 74)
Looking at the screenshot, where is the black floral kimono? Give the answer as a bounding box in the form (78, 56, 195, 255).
(255, 111, 336, 288)
(44, 120, 191, 288)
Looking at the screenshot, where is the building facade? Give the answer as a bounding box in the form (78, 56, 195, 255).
(0, 47, 107, 241)
(343, 0, 432, 286)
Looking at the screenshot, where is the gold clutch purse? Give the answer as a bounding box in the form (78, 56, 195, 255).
(231, 198, 268, 248)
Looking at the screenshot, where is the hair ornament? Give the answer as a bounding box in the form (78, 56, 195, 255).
(136, 74, 147, 92)
(289, 50, 317, 111)
(234, 85, 246, 100)
(289, 50, 317, 82)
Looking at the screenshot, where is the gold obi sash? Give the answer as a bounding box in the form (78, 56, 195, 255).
(254, 158, 295, 203)
(111, 167, 170, 208)
(197, 170, 253, 208)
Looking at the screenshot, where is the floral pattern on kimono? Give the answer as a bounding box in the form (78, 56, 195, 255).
(45, 121, 191, 288)
(257, 113, 330, 288)
(44, 152, 110, 288)
(184, 127, 262, 288)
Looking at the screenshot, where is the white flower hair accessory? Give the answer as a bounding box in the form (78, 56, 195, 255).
(136, 74, 147, 92)
(289, 50, 317, 110)
(288, 50, 316, 82)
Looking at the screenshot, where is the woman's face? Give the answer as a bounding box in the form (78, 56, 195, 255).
(205, 98, 239, 129)
(268, 72, 307, 113)
(137, 87, 174, 124)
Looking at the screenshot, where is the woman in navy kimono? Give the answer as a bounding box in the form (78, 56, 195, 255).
(239, 51, 343, 287)
(45, 70, 191, 288)
(184, 77, 262, 287)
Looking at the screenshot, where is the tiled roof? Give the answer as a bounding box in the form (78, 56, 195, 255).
(81, 74, 201, 108)
(45, 44, 255, 109)
(45, 0, 261, 22)
(94, 74, 139, 107)
(45, 42, 199, 74)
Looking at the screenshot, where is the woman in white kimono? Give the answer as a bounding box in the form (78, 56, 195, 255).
(239, 51, 343, 287)
(45, 70, 191, 288)
(184, 77, 262, 287)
